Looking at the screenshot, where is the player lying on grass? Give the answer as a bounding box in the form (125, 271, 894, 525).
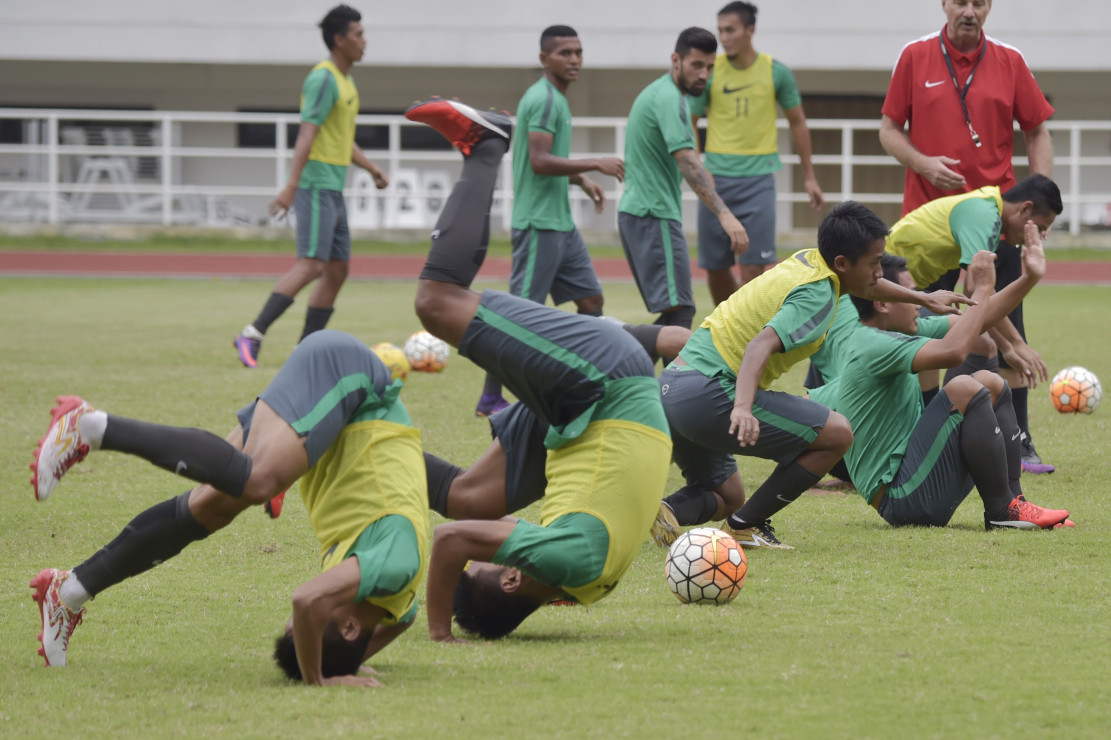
(807, 234, 1072, 529)
(403, 97, 672, 641)
(655, 202, 972, 549)
(30, 330, 427, 686)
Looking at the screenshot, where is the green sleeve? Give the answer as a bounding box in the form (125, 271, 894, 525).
(300, 67, 338, 126)
(772, 59, 802, 111)
(523, 86, 561, 136)
(949, 198, 1002, 267)
(659, 88, 696, 154)
(766, 280, 838, 353)
(917, 315, 952, 339)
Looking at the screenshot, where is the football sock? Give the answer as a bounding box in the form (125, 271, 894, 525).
(959, 387, 1012, 520)
(943, 352, 999, 383)
(1011, 386, 1030, 437)
(481, 373, 502, 398)
(991, 383, 1024, 498)
(424, 452, 463, 517)
(101, 416, 253, 497)
(72, 491, 211, 597)
(622, 324, 662, 364)
(663, 485, 718, 526)
(828, 458, 852, 484)
(921, 386, 940, 407)
(77, 409, 108, 451)
(58, 572, 91, 612)
(419, 137, 509, 288)
(726, 460, 821, 529)
(252, 292, 295, 335)
(653, 307, 695, 365)
(300, 306, 335, 342)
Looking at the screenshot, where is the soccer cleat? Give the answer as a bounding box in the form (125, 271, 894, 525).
(233, 326, 263, 369)
(404, 98, 511, 155)
(723, 519, 794, 550)
(30, 395, 95, 502)
(649, 502, 682, 547)
(30, 568, 85, 667)
(474, 393, 510, 418)
(264, 489, 287, 519)
(1020, 436, 1054, 474)
(985, 497, 1070, 530)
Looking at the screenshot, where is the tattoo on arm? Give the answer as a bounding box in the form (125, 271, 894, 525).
(677, 151, 726, 216)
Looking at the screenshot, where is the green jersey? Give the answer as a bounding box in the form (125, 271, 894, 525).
(511, 78, 575, 231)
(807, 295, 860, 384)
(809, 316, 950, 502)
(298, 60, 359, 191)
(618, 74, 696, 221)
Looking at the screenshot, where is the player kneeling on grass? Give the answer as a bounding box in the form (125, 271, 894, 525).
(808, 230, 1072, 530)
(403, 97, 671, 641)
(30, 330, 427, 686)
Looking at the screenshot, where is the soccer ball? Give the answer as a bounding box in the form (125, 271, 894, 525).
(1049, 366, 1102, 414)
(403, 331, 450, 373)
(370, 342, 410, 382)
(664, 527, 748, 605)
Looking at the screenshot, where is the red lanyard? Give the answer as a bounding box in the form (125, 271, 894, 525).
(938, 32, 987, 148)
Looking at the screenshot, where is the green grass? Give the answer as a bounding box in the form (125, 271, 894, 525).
(2, 276, 1110, 738)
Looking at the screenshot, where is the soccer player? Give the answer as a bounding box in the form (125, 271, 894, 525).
(233, 5, 389, 369)
(690, 2, 825, 305)
(808, 235, 1071, 530)
(886, 174, 1061, 460)
(475, 25, 625, 418)
(657, 202, 970, 549)
(30, 330, 427, 687)
(403, 98, 672, 641)
(618, 27, 746, 339)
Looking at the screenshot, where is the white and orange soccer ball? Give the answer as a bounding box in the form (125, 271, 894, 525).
(403, 331, 450, 373)
(370, 342, 410, 382)
(664, 527, 748, 605)
(1049, 366, 1102, 414)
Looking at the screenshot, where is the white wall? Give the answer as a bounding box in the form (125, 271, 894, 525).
(1, 0, 1108, 71)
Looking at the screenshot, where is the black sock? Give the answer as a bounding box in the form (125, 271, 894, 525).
(959, 388, 1013, 520)
(300, 306, 335, 342)
(419, 138, 509, 287)
(943, 352, 997, 384)
(1012, 386, 1030, 437)
(654, 307, 695, 365)
(829, 458, 852, 484)
(102, 416, 253, 497)
(663, 485, 718, 526)
(252, 292, 295, 335)
(424, 452, 462, 517)
(622, 324, 662, 364)
(481, 372, 502, 398)
(992, 383, 1024, 498)
(727, 460, 821, 528)
(577, 306, 603, 318)
(921, 386, 940, 407)
(73, 491, 211, 597)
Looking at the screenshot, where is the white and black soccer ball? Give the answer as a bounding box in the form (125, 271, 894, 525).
(664, 527, 748, 605)
(403, 331, 450, 372)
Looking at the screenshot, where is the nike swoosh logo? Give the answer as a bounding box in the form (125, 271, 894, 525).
(175, 461, 188, 475)
(1011, 432, 1021, 441)
(346, 96, 355, 104)
(925, 80, 945, 88)
(760, 251, 775, 259)
(722, 84, 754, 94)
(775, 494, 793, 503)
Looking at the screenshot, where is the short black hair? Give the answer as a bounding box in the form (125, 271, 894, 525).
(817, 201, 890, 267)
(719, 1, 758, 26)
(272, 621, 372, 681)
(1002, 174, 1063, 217)
(320, 4, 361, 50)
(851, 254, 909, 320)
(540, 25, 578, 52)
(675, 27, 718, 58)
(452, 572, 542, 640)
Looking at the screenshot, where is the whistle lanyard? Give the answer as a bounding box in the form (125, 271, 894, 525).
(939, 33, 986, 148)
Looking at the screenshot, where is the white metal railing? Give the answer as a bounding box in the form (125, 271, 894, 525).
(0, 108, 1108, 236)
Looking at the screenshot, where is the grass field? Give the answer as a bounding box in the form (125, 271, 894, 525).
(2, 275, 1110, 738)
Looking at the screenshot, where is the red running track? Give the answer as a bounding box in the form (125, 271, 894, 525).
(2, 250, 1110, 284)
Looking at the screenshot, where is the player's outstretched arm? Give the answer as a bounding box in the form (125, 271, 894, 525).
(674, 148, 748, 255)
(425, 519, 518, 643)
(730, 328, 783, 447)
(910, 253, 997, 373)
(867, 278, 975, 315)
(290, 558, 374, 687)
